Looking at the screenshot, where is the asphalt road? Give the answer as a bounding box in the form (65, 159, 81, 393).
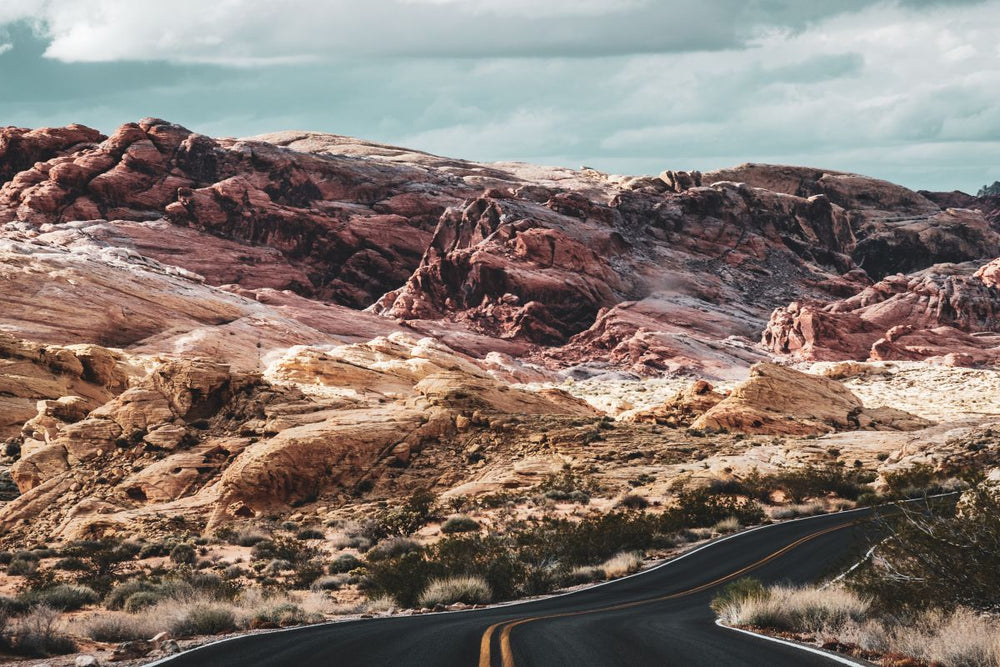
(152, 508, 882, 667)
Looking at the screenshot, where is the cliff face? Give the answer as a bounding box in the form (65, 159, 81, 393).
(3, 120, 998, 378)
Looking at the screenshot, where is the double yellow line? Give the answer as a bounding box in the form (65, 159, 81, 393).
(477, 521, 854, 667)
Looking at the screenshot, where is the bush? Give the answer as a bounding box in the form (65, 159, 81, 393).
(53, 556, 88, 572)
(715, 584, 869, 632)
(417, 575, 492, 608)
(8, 606, 76, 657)
(601, 552, 643, 579)
(170, 603, 238, 637)
(169, 543, 197, 565)
(310, 575, 345, 592)
(21, 584, 99, 611)
(296, 528, 325, 541)
(250, 537, 317, 564)
(6, 558, 37, 576)
(105, 580, 154, 610)
(440, 515, 479, 534)
(85, 612, 158, 642)
(250, 602, 306, 629)
(367, 537, 422, 562)
(711, 577, 769, 614)
(329, 553, 362, 574)
(618, 494, 650, 510)
(124, 591, 162, 613)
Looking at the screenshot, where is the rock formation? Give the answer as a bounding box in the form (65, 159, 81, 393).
(689, 363, 930, 436)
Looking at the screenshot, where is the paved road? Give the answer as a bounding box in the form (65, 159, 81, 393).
(152, 508, 880, 667)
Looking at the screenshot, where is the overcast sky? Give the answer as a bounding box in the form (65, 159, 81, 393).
(0, 0, 997, 192)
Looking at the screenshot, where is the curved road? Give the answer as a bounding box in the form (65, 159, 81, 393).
(152, 508, 881, 667)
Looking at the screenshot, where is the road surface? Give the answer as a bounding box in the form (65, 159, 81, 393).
(153, 508, 880, 667)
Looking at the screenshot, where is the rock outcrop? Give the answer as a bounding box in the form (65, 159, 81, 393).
(764, 260, 1000, 365)
(689, 363, 930, 435)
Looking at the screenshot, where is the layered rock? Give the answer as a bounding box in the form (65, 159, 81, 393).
(689, 363, 930, 435)
(764, 261, 1000, 364)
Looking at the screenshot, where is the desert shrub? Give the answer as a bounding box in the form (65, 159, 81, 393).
(7, 606, 76, 657)
(105, 580, 154, 610)
(85, 612, 159, 642)
(370, 490, 439, 539)
(0, 595, 29, 616)
(715, 584, 869, 632)
(296, 528, 325, 541)
(138, 541, 171, 558)
(20, 584, 99, 612)
(53, 556, 88, 572)
(224, 526, 270, 547)
(250, 602, 306, 629)
(169, 543, 197, 565)
(440, 515, 479, 534)
(601, 552, 643, 578)
(266, 559, 294, 574)
(362, 552, 436, 608)
(711, 577, 769, 614)
(291, 560, 326, 588)
(329, 553, 361, 574)
(124, 591, 163, 613)
(6, 558, 37, 576)
(250, 537, 318, 564)
(366, 537, 422, 562)
(537, 468, 595, 504)
(617, 494, 650, 510)
(310, 575, 345, 592)
(853, 484, 1000, 612)
(417, 575, 492, 608)
(170, 603, 238, 637)
(668, 489, 765, 529)
(564, 565, 606, 586)
(712, 516, 741, 533)
(59, 539, 140, 591)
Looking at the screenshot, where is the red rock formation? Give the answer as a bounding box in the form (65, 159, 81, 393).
(764, 261, 1000, 364)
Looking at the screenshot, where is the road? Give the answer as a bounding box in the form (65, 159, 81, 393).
(152, 508, 880, 667)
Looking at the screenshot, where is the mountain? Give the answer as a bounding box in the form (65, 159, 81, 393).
(1, 118, 999, 545)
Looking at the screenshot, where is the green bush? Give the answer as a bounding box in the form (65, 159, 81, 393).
(169, 543, 197, 565)
(367, 537, 422, 562)
(441, 515, 479, 534)
(329, 553, 362, 574)
(123, 591, 162, 613)
(20, 585, 99, 612)
(6, 558, 37, 576)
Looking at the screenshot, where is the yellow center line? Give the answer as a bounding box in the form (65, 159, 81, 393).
(477, 520, 855, 667)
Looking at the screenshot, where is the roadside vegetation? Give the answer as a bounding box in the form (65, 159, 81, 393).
(712, 472, 1000, 667)
(0, 462, 959, 660)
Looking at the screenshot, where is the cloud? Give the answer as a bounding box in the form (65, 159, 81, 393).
(0, 0, 980, 63)
(0, 0, 995, 193)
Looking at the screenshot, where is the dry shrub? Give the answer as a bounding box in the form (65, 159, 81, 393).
(768, 502, 825, 520)
(601, 552, 643, 579)
(84, 612, 159, 642)
(893, 608, 1000, 667)
(716, 585, 869, 632)
(417, 575, 492, 608)
(365, 595, 397, 613)
(712, 516, 741, 533)
(8, 606, 76, 656)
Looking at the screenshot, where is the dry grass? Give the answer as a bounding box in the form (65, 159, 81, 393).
(364, 595, 397, 613)
(82, 612, 161, 642)
(767, 502, 825, 520)
(417, 575, 492, 608)
(832, 607, 1000, 667)
(601, 552, 644, 579)
(716, 584, 869, 632)
(712, 516, 741, 533)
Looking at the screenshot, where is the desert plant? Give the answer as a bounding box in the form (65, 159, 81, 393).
(329, 553, 362, 574)
(8, 605, 76, 656)
(417, 575, 492, 608)
(84, 612, 159, 642)
(170, 603, 238, 637)
(20, 584, 99, 611)
(440, 515, 479, 534)
(169, 543, 197, 565)
(124, 590, 163, 613)
(600, 552, 643, 578)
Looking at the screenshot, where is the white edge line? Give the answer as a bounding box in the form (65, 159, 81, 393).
(715, 619, 869, 667)
(146, 492, 957, 665)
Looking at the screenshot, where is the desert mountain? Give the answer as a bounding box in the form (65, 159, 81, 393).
(2, 118, 1000, 543)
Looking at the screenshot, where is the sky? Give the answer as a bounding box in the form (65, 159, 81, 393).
(0, 0, 997, 193)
